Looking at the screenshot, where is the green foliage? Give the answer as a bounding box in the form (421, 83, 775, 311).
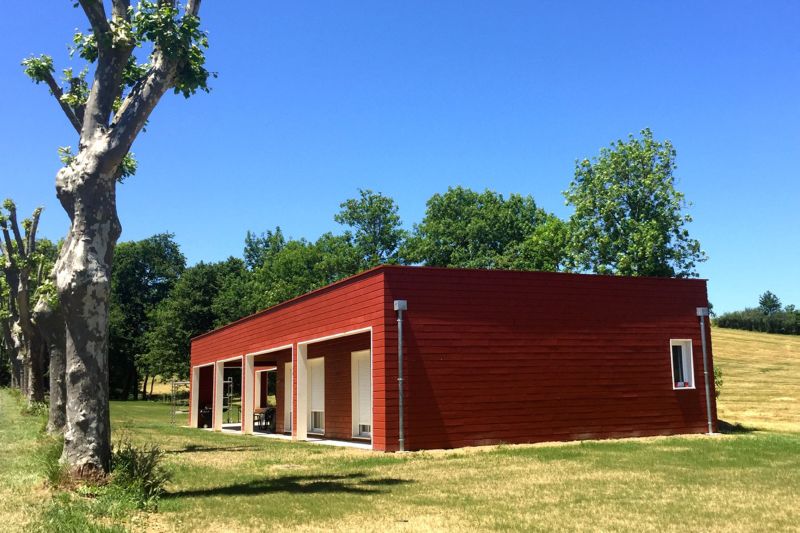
(406, 186, 559, 270)
(498, 213, 570, 271)
(37, 435, 68, 488)
(335, 189, 408, 267)
(133, 1, 214, 97)
(759, 291, 782, 315)
(714, 366, 723, 399)
(715, 291, 799, 335)
(22, 400, 49, 419)
(109, 234, 185, 398)
(144, 258, 246, 381)
(110, 438, 170, 510)
(564, 128, 706, 277)
(59, 67, 90, 110)
(21, 54, 54, 84)
(244, 227, 286, 270)
(716, 308, 800, 335)
(57, 146, 76, 167)
(70, 31, 98, 63)
(118, 152, 138, 181)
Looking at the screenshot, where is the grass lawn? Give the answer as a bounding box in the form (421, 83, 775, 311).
(1, 326, 799, 532)
(712, 327, 800, 432)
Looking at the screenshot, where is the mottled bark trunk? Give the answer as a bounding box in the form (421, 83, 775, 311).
(141, 374, 149, 401)
(1, 321, 22, 389)
(33, 298, 67, 434)
(26, 338, 46, 403)
(10, 356, 22, 389)
(55, 147, 121, 478)
(12, 327, 30, 397)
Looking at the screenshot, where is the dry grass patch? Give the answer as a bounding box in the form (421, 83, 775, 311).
(712, 327, 800, 431)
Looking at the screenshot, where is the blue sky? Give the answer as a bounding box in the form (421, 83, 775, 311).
(1, 1, 798, 313)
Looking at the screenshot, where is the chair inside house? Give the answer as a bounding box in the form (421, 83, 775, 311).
(254, 406, 276, 432)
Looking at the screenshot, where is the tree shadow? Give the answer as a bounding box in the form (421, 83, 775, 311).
(165, 472, 411, 498)
(169, 443, 259, 454)
(717, 419, 759, 434)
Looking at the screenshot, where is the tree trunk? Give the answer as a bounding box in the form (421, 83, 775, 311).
(149, 377, 155, 398)
(33, 298, 67, 434)
(55, 153, 121, 478)
(26, 338, 46, 403)
(141, 374, 149, 401)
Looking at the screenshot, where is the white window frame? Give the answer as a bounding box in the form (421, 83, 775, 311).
(308, 357, 325, 434)
(351, 349, 372, 439)
(670, 339, 695, 390)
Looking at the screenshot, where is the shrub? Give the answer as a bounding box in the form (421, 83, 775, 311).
(22, 400, 49, 418)
(714, 366, 723, 399)
(110, 438, 170, 509)
(37, 435, 69, 488)
(715, 308, 800, 335)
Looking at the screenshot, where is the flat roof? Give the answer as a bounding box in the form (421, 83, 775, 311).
(191, 264, 707, 342)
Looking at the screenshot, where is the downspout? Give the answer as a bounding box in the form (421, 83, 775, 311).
(394, 299, 408, 451)
(696, 307, 714, 434)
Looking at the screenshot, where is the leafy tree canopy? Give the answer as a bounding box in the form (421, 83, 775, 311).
(405, 186, 551, 269)
(109, 233, 185, 398)
(564, 128, 706, 277)
(335, 189, 407, 268)
(758, 291, 782, 315)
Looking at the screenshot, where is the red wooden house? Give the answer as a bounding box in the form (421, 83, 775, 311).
(189, 265, 717, 451)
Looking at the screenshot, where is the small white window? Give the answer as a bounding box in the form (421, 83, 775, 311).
(670, 340, 695, 389)
(310, 411, 324, 433)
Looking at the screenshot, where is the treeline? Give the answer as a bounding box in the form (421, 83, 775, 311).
(715, 291, 800, 335)
(3, 129, 708, 400)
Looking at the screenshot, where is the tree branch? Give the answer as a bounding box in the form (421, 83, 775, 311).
(187, 0, 202, 16)
(78, 0, 111, 38)
(6, 206, 25, 258)
(79, 0, 134, 140)
(107, 2, 204, 161)
(112, 0, 131, 22)
(27, 208, 42, 256)
(107, 56, 175, 162)
(37, 71, 83, 134)
(0, 228, 12, 258)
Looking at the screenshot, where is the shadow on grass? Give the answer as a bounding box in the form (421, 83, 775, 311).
(718, 419, 759, 434)
(166, 472, 411, 498)
(169, 444, 259, 454)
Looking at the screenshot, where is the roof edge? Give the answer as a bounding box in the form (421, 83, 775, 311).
(191, 264, 708, 342)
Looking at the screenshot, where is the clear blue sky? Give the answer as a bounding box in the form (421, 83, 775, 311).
(1, 1, 798, 314)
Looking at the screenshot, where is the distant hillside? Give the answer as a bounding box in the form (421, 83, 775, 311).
(713, 327, 800, 432)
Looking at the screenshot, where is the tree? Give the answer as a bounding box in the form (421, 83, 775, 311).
(23, 1, 212, 477)
(243, 227, 286, 271)
(246, 233, 362, 312)
(499, 214, 570, 272)
(144, 258, 245, 381)
(758, 291, 782, 315)
(564, 129, 706, 278)
(335, 189, 407, 268)
(109, 234, 185, 400)
(0, 201, 48, 403)
(406, 187, 551, 269)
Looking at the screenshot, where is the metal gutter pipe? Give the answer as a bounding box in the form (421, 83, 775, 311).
(394, 299, 408, 451)
(696, 307, 714, 434)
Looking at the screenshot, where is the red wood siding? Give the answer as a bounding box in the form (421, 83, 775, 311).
(307, 333, 371, 440)
(191, 269, 389, 448)
(382, 267, 716, 451)
(191, 265, 716, 452)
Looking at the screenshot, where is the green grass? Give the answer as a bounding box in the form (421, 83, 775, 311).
(2, 327, 799, 531)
